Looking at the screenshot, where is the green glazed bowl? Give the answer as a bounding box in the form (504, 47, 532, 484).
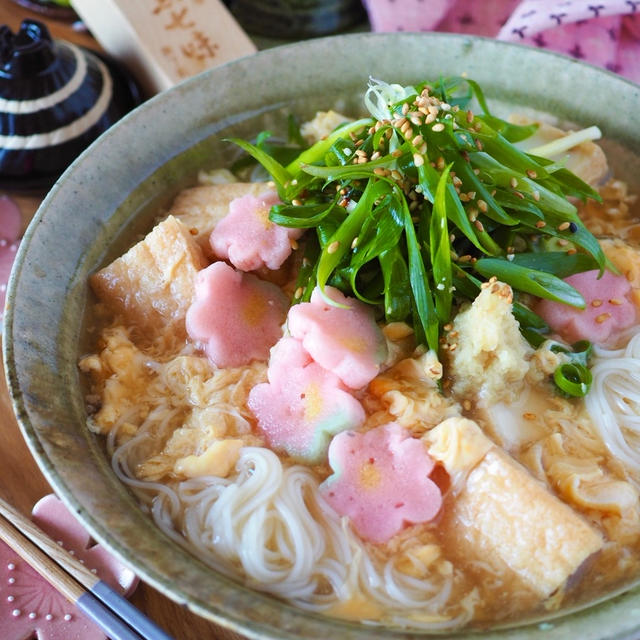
(4, 33, 640, 640)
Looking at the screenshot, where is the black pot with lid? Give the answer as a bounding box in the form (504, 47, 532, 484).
(0, 19, 143, 190)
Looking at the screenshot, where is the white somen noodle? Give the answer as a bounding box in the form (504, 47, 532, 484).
(586, 328, 640, 476)
(112, 439, 471, 629)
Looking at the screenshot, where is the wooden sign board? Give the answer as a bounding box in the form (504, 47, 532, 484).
(71, 0, 257, 96)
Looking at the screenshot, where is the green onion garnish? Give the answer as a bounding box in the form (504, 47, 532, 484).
(550, 340, 594, 396)
(554, 362, 593, 397)
(228, 76, 607, 366)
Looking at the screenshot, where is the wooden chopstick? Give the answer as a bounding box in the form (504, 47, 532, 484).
(0, 496, 175, 640)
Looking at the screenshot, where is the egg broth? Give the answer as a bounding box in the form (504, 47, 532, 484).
(78, 110, 640, 630)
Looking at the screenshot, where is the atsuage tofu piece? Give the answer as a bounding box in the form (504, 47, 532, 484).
(91, 215, 206, 339)
(424, 417, 603, 599)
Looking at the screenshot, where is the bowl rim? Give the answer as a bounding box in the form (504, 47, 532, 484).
(4, 31, 640, 640)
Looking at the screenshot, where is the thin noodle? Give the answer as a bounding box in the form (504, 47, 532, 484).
(110, 436, 463, 626)
(586, 328, 640, 477)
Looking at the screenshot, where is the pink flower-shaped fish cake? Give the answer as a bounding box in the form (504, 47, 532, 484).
(535, 269, 636, 345)
(248, 337, 365, 463)
(210, 190, 303, 271)
(320, 423, 442, 544)
(0, 494, 137, 640)
(186, 261, 289, 368)
(0, 195, 22, 325)
(287, 286, 387, 389)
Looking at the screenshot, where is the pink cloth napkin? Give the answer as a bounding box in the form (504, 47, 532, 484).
(363, 0, 640, 83)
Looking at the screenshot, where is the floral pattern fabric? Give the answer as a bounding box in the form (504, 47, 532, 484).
(363, 0, 640, 83)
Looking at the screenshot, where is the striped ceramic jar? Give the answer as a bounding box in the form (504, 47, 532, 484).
(0, 19, 141, 190)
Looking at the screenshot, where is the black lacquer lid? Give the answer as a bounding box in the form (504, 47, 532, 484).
(0, 19, 143, 191)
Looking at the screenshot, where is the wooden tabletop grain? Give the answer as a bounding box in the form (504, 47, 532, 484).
(0, 3, 248, 638)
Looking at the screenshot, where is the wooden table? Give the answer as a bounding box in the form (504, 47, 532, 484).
(0, 3, 244, 638)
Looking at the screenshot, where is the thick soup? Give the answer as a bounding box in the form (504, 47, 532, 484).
(79, 77, 640, 631)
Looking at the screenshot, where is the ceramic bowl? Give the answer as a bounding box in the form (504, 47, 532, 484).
(4, 33, 640, 640)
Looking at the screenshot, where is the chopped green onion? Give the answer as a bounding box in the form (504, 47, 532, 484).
(554, 362, 593, 397)
(228, 75, 607, 365)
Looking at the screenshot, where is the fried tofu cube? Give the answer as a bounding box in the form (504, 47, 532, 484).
(424, 417, 603, 598)
(91, 215, 206, 338)
(169, 182, 267, 257)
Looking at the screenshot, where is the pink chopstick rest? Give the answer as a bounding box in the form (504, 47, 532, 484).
(0, 494, 138, 640)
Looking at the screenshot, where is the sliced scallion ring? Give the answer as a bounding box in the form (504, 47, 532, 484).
(553, 362, 593, 397)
